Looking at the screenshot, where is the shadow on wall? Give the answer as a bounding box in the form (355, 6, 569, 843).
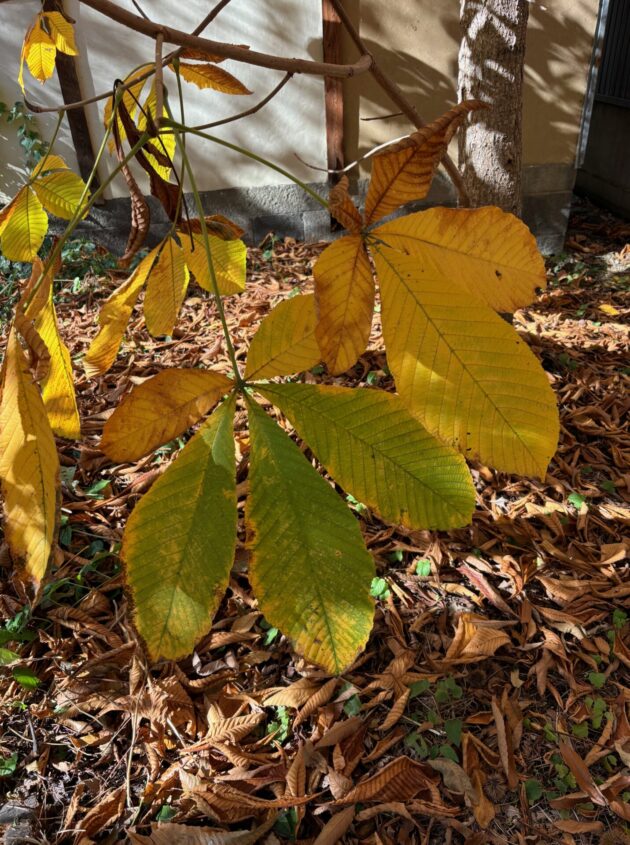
(328, 0, 596, 170)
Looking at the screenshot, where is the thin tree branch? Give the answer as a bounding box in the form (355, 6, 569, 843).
(153, 32, 164, 132)
(76, 0, 372, 78)
(329, 0, 469, 206)
(187, 72, 293, 132)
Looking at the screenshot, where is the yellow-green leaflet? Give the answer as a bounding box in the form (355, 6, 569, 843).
(122, 395, 237, 660)
(245, 396, 374, 674)
(259, 382, 475, 530)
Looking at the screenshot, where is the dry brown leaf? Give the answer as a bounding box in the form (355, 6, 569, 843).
(444, 613, 512, 664)
(491, 696, 518, 790)
(77, 784, 125, 839)
(332, 756, 435, 804)
(313, 806, 355, 845)
(128, 817, 276, 844)
(559, 742, 607, 805)
(328, 176, 362, 234)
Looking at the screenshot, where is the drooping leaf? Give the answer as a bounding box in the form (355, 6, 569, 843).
(24, 259, 80, 439)
(374, 207, 546, 312)
(122, 396, 237, 660)
(176, 62, 252, 95)
(101, 368, 233, 462)
(144, 237, 190, 337)
(23, 17, 57, 85)
(103, 64, 153, 151)
(33, 169, 88, 220)
(314, 235, 374, 375)
(259, 383, 475, 530)
(373, 246, 558, 477)
(43, 11, 78, 55)
(180, 214, 245, 241)
(364, 101, 482, 225)
(0, 186, 48, 262)
(0, 330, 60, 593)
(244, 294, 320, 380)
(245, 396, 374, 674)
(136, 81, 176, 181)
(83, 249, 157, 377)
(329, 176, 362, 233)
(180, 232, 246, 295)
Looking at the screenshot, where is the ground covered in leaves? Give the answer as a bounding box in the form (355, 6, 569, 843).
(0, 201, 629, 845)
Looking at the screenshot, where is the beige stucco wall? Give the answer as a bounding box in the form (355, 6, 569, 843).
(342, 0, 600, 169)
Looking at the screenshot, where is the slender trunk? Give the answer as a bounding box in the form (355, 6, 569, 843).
(458, 0, 529, 215)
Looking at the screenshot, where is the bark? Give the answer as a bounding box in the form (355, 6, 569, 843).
(458, 0, 529, 215)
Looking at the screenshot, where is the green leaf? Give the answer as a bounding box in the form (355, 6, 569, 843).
(258, 383, 475, 531)
(370, 577, 391, 600)
(409, 679, 430, 699)
(567, 492, 586, 509)
(525, 778, 544, 804)
(0, 648, 20, 665)
(122, 396, 237, 660)
(156, 805, 176, 822)
(444, 718, 463, 747)
(0, 752, 18, 778)
(571, 722, 589, 739)
(588, 671, 607, 689)
(245, 396, 375, 674)
(415, 559, 431, 576)
(12, 666, 39, 689)
(343, 694, 362, 717)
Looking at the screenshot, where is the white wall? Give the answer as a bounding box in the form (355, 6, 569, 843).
(0, 0, 328, 201)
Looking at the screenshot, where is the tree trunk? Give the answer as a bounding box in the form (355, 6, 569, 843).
(458, 0, 529, 215)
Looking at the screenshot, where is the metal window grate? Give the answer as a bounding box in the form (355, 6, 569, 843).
(596, 0, 630, 107)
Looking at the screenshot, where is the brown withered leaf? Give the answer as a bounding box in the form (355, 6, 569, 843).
(332, 756, 436, 804)
(313, 806, 355, 845)
(328, 176, 362, 234)
(128, 817, 276, 844)
(444, 613, 512, 664)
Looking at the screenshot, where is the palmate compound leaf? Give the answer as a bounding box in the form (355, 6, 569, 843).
(100, 368, 233, 462)
(180, 231, 246, 296)
(373, 246, 559, 478)
(0, 330, 60, 592)
(374, 207, 546, 313)
(24, 259, 80, 439)
(314, 235, 374, 375)
(0, 186, 48, 262)
(245, 396, 375, 674)
(122, 395, 237, 660)
(257, 383, 475, 530)
(244, 293, 321, 380)
(364, 101, 483, 226)
(143, 237, 190, 337)
(83, 249, 157, 378)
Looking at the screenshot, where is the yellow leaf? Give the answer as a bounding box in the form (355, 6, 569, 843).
(100, 368, 233, 462)
(329, 175, 362, 233)
(0, 330, 60, 592)
(373, 246, 559, 477)
(374, 207, 546, 312)
(136, 81, 176, 180)
(33, 169, 88, 220)
(103, 64, 153, 150)
(314, 235, 374, 375)
(599, 303, 620, 316)
(244, 294, 321, 380)
(0, 186, 48, 262)
(122, 396, 237, 660)
(365, 102, 481, 225)
(24, 17, 57, 84)
(43, 11, 78, 56)
(180, 231, 246, 295)
(176, 62, 252, 95)
(83, 250, 157, 377)
(31, 154, 70, 178)
(144, 237, 190, 337)
(0, 197, 17, 239)
(24, 259, 80, 439)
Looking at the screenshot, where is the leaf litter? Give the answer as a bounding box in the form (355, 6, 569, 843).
(0, 200, 628, 844)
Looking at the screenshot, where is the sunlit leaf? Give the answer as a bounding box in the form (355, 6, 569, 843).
(373, 246, 558, 477)
(245, 396, 374, 673)
(314, 235, 374, 375)
(103, 64, 153, 150)
(374, 207, 546, 312)
(33, 169, 88, 220)
(43, 11, 78, 55)
(244, 294, 320, 380)
(31, 154, 69, 178)
(0, 186, 48, 262)
(136, 81, 176, 181)
(180, 231, 246, 296)
(144, 236, 190, 337)
(260, 382, 475, 530)
(83, 249, 157, 377)
(364, 102, 481, 225)
(175, 62, 252, 95)
(24, 259, 80, 439)
(123, 396, 237, 660)
(23, 17, 57, 85)
(100, 368, 233, 462)
(0, 330, 59, 593)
